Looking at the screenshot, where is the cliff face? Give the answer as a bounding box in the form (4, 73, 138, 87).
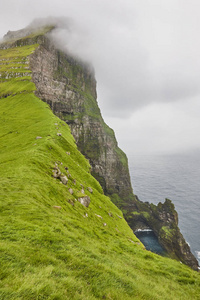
(1, 22, 198, 271)
(28, 34, 133, 201)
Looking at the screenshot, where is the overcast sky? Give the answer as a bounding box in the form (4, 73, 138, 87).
(1, 0, 200, 155)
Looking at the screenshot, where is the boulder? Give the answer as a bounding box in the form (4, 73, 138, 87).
(88, 187, 93, 193)
(69, 188, 73, 195)
(52, 168, 61, 178)
(60, 175, 68, 185)
(78, 196, 90, 207)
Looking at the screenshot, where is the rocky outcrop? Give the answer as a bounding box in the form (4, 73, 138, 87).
(1, 22, 198, 270)
(27, 31, 133, 201)
(128, 198, 199, 270)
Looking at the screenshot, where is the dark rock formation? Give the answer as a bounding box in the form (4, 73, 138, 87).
(128, 198, 198, 270)
(1, 22, 198, 270)
(27, 29, 133, 202)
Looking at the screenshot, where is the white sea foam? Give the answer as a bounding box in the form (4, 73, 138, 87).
(195, 251, 200, 267)
(135, 229, 153, 233)
(195, 251, 200, 258)
(186, 241, 190, 247)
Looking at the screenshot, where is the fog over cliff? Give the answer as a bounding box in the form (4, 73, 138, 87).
(1, 0, 200, 155)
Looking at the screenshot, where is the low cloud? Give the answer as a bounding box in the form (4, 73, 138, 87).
(1, 0, 200, 154)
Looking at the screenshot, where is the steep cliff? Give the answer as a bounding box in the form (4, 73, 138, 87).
(1, 22, 133, 201)
(1, 39, 200, 299)
(1, 20, 198, 271)
(29, 38, 133, 201)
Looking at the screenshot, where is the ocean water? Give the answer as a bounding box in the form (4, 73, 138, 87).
(128, 153, 200, 264)
(135, 229, 166, 255)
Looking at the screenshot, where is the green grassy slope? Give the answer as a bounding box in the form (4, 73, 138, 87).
(0, 45, 200, 300)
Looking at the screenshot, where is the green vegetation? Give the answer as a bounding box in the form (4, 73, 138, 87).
(115, 146, 129, 169)
(0, 44, 200, 300)
(82, 91, 102, 119)
(2, 26, 55, 47)
(0, 45, 37, 90)
(160, 226, 175, 239)
(132, 211, 140, 216)
(102, 122, 115, 137)
(21, 26, 55, 40)
(0, 45, 37, 59)
(54, 51, 102, 121)
(141, 211, 150, 220)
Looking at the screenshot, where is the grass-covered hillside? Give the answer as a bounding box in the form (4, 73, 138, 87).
(0, 44, 200, 300)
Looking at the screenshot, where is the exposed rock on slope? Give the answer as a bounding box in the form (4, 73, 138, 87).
(28, 29, 133, 202)
(1, 21, 198, 271)
(129, 198, 198, 270)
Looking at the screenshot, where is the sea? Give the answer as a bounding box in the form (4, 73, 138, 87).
(128, 153, 200, 265)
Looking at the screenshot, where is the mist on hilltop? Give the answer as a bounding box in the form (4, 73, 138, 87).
(1, 0, 200, 155)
